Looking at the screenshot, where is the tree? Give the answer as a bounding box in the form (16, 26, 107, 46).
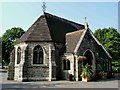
(2, 27, 25, 66)
(94, 27, 120, 72)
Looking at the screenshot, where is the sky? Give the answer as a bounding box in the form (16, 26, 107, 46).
(0, 1, 119, 36)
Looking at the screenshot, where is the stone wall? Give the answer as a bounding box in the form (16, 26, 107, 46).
(14, 43, 28, 81)
(9, 41, 64, 81)
(7, 49, 15, 80)
(77, 29, 110, 59)
(27, 66, 49, 81)
(77, 30, 98, 57)
(25, 42, 56, 81)
(54, 43, 64, 80)
(77, 29, 111, 75)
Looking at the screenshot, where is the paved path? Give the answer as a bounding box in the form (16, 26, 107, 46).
(0, 72, 119, 89)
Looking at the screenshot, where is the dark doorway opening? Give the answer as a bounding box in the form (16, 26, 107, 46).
(83, 50, 93, 66)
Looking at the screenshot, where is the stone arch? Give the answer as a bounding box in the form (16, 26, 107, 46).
(83, 50, 93, 66)
(33, 45, 43, 64)
(83, 49, 96, 74)
(17, 47, 21, 64)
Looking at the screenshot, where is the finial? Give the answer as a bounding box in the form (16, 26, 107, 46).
(84, 17, 89, 30)
(42, 0, 46, 12)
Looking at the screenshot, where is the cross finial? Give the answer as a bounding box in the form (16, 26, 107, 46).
(42, 0, 46, 12)
(84, 17, 89, 29)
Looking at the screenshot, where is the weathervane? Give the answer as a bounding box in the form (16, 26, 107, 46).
(42, 0, 46, 12)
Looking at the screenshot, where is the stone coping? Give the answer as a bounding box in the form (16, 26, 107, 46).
(0, 69, 8, 72)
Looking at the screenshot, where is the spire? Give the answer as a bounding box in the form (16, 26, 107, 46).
(84, 17, 89, 30)
(42, 0, 46, 13)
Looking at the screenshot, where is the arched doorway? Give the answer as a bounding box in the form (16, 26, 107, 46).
(83, 50, 93, 66)
(76, 50, 96, 81)
(83, 50, 96, 76)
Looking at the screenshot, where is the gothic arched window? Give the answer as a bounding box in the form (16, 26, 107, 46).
(17, 47, 21, 64)
(33, 45, 43, 64)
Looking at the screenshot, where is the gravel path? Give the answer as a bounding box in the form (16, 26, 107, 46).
(0, 72, 119, 89)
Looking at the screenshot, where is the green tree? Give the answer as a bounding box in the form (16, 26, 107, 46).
(94, 27, 120, 72)
(2, 27, 25, 66)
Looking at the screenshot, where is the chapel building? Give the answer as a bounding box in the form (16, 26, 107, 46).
(7, 12, 112, 81)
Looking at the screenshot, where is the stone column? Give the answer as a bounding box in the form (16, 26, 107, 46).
(7, 49, 15, 80)
(49, 44, 52, 81)
(71, 54, 74, 76)
(18, 49, 25, 81)
(14, 46, 19, 81)
(75, 55, 78, 81)
(16, 43, 27, 82)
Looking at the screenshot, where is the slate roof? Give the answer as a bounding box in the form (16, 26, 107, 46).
(66, 29, 85, 53)
(18, 15, 52, 43)
(66, 28, 112, 58)
(17, 12, 84, 43)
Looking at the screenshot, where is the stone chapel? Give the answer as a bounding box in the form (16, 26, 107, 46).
(7, 12, 112, 81)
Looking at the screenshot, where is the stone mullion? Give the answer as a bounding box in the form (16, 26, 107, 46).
(37, 51, 39, 64)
